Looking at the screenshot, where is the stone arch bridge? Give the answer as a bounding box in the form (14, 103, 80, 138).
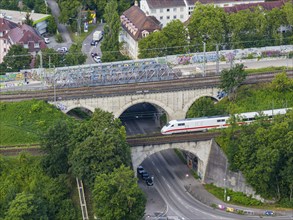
(49, 87, 219, 120)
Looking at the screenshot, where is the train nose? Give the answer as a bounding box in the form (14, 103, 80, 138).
(161, 126, 166, 134)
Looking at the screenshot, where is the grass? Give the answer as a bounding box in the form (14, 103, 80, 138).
(204, 184, 293, 210)
(0, 100, 76, 146)
(245, 66, 293, 74)
(70, 24, 97, 43)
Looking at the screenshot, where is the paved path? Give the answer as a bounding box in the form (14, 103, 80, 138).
(46, 0, 72, 44)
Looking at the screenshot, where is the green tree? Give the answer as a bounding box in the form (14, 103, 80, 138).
(24, 12, 33, 26)
(4, 192, 48, 220)
(64, 43, 87, 66)
(41, 120, 73, 177)
(69, 109, 131, 185)
(187, 3, 227, 52)
(101, 0, 125, 62)
(162, 20, 189, 55)
(47, 16, 57, 35)
(58, 0, 82, 24)
(219, 64, 247, 101)
(186, 96, 226, 118)
(2, 45, 31, 72)
(93, 165, 146, 220)
(138, 31, 168, 58)
(271, 72, 293, 92)
(35, 48, 64, 68)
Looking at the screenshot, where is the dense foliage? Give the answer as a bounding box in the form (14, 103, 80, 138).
(0, 100, 74, 145)
(0, 154, 77, 219)
(93, 165, 146, 220)
(1, 45, 32, 73)
(0, 0, 47, 13)
(217, 110, 293, 205)
(69, 108, 131, 185)
(138, 3, 293, 58)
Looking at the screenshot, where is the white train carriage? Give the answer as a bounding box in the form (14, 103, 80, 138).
(161, 108, 289, 135)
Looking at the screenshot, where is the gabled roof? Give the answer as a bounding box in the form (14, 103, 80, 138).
(224, 0, 284, 13)
(7, 23, 46, 52)
(0, 17, 18, 34)
(121, 5, 161, 41)
(146, 0, 186, 8)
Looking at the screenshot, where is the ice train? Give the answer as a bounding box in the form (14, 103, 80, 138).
(161, 108, 289, 135)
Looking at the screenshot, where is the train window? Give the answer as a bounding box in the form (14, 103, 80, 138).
(243, 118, 248, 121)
(178, 123, 185, 126)
(217, 119, 225, 122)
(171, 125, 174, 127)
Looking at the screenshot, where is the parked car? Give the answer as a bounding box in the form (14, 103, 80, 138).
(93, 56, 101, 63)
(145, 177, 153, 186)
(90, 40, 98, 46)
(57, 47, 68, 53)
(137, 166, 144, 175)
(264, 210, 274, 216)
(141, 171, 149, 180)
(91, 53, 98, 58)
(44, 38, 50, 44)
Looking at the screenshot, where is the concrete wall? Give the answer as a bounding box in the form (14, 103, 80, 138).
(49, 87, 219, 121)
(131, 140, 213, 178)
(204, 139, 264, 201)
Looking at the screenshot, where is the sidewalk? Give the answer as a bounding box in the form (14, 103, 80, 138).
(182, 170, 293, 218)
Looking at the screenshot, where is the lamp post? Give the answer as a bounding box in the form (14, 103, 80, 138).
(224, 178, 227, 202)
(202, 41, 206, 77)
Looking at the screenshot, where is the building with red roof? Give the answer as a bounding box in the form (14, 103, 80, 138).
(0, 14, 46, 64)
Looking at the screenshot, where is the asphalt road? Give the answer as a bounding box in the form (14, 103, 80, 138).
(46, 0, 72, 44)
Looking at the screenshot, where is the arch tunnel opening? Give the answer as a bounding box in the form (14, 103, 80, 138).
(66, 107, 92, 120)
(119, 102, 165, 136)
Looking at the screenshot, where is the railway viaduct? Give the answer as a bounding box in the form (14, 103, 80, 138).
(48, 86, 220, 120)
(131, 138, 262, 201)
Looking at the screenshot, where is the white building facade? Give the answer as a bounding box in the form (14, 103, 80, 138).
(140, 0, 265, 27)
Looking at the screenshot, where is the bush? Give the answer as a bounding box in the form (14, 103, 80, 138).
(55, 33, 63, 43)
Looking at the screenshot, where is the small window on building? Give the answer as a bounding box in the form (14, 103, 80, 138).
(173, 8, 177, 12)
(4, 48, 6, 52)
(23, 44, 28, 49)
(180, 7, 184, 12)
(180, 14, 184, 19)
(0, 32, 3, 37)
(173, 15, 177, 19)
(160, 16, 163, 20)
(34, 43, 40, 48)
(167, 16, 170, 19)
(189, 12, 191, 15)
(167, 8, 170, 12)
(151, 9, 156, 13)
(160, 8, 163, 13)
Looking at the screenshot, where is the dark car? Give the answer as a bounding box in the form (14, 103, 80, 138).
(137, 166, 144, 175)
(141, 171, 149, 180)
(145, 177, 153, 186)
(264, 210, 274, 216)
(91, 53, 98, 58)
(90, 40, 97, 46)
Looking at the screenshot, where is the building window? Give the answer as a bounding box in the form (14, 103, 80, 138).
(160, 16, 163, 20)
(34, 43, 40, 48)
(160, 8, 163, 12)
(24, 44, 28, 49)
(189, 12, 191, 15)
(151, 9, 156, 13)
(167, 8, 170, 12)
(173, 8, 177, 12)
(4, 48, 6, 52)
(173, 15, 177, 19)
(180, 15, 184, 19)
(180, 7, 184, 12)
(0, 32, 3, 37)
(167, 16, 170, 19)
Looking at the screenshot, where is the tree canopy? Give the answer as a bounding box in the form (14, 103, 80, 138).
(219, 64, 247, 100)
(93, 165, 146, 220)
(2, 45, 32, 72)
(69, 109, 131, 185)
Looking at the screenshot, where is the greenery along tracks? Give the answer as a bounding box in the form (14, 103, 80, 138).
(1, 71, 292, 102)
(0, 132, 221, 156)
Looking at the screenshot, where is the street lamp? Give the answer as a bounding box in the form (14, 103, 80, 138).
(224, 178, 227, 202)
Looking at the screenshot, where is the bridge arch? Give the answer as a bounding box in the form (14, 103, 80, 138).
(64, 104, 95, 114)
(182, 95, 219, 117)
(115, 98, 174, 120)
(131, 140, 213, 180)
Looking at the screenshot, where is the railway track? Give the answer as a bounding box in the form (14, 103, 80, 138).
(0, 132, 221, 155)
(1, 71, 292, 102)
